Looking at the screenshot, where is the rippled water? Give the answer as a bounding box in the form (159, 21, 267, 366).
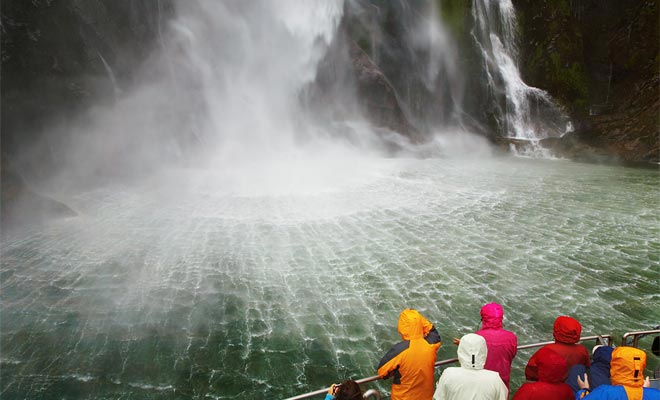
(2, 156, 658, 399)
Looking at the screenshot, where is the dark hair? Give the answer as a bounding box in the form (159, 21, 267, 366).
(336, 380, 362, 400)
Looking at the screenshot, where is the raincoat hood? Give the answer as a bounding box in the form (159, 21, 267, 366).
(592, 345, 614, 364)
(457, 333, 487, 370)
(535, 347, 568, 383)
(552, 316, 582, 344)
(397, 309, 433, 341)
(480, 302, 504, 329)
(610, 346, 646, 387)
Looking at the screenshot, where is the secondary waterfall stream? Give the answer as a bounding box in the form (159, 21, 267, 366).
(471, 0, 572, 143)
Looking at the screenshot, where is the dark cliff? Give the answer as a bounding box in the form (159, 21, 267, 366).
(1, 0, 657, 171)
(513, 0, 659, 164)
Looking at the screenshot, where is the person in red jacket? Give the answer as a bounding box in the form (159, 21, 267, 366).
(525, 316, 590, 381)
(475, 302, 518, 390)
(377, 309, 442, 400)
(513, 347, 574, 400)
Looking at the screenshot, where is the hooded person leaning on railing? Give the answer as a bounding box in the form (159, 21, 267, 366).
(475, 302, 518, 390)
(525, 316, 591, 381)
(433, 333, 508, 400)
(575, 346, 660, 400)
(377, 309, 441, 400)
(567, 345, 615, 393)
(513, 347, 574, 400)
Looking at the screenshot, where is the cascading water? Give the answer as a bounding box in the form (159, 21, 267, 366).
(2, 2, 659, 400)
(472, 0, 573, 154)
(166, 0, 344, 165)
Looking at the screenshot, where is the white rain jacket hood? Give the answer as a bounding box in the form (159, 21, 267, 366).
(457, 333, 487, 370)
(433, 334, 507, 400)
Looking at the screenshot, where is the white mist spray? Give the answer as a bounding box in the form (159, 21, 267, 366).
(166, 1, 344, 165)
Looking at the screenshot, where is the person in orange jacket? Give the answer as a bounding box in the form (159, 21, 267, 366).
(377, 309, 442, 400)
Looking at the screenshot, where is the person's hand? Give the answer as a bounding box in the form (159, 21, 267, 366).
(644, 376, 651, 388)
(577, 373, 590, 390)
(452, 338, 460, 345)
(327, 383, 339, 395)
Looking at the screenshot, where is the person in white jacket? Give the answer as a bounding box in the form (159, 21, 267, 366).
(433, 333, 508, 400)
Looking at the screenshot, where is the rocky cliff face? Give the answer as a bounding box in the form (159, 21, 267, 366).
(1, 0, 656, 170)
(513, 0, 659, 164)
(2, 0, 173, 176)
(1, 0, 172, 227)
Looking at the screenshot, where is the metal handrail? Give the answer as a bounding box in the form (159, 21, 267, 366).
(283, 334, 611, 400)
(622, 329, 660, 348)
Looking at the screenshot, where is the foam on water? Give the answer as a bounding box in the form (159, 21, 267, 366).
(1, 157, 658, 399)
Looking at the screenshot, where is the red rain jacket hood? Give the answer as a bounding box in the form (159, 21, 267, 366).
(553, 316, 581, 344)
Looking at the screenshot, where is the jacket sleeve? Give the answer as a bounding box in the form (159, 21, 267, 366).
(496, 377, 508, 400)
(432, 375, 446, 400)
(524, 350, 539, 381)
(512, 384, 531, 400)
(581, 346, 591, 367)
(425, 326, 442, 345)
(574, 385, 623, 400)
(377, 342, 407, 379)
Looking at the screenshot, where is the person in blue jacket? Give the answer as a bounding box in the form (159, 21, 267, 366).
(568, 345, 614, 393)
(575, 346, 660, 400)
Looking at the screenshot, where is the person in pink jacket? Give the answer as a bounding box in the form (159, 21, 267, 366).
(476, 303, 518, 390)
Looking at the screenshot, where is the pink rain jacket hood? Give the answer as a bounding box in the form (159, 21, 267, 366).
(480, 303, 504, 329)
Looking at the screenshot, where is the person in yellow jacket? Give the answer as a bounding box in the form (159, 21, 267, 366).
(377, 309, 442, 400)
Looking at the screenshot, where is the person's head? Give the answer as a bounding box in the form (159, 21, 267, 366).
(610, 346, 646, 388)
(592, 345, 614, 365)
(480, 302, 504, 329)
(397, 308, 431, 340)
(552, 316, 582, 344)
(457, 333, 487, 370)
(535, 347, 568, 383)
(335, 380, 362, 400)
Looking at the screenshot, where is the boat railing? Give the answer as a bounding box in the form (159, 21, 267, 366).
(622, 329, 660, 348)
(284, 334, 612, 400)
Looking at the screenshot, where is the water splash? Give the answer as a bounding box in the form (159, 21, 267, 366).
(472, 0, 572, 141)
(166, 0, 345, 165)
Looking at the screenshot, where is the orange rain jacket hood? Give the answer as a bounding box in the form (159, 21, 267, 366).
(610, 346, 646, 400)
(378, 309, 442, 400)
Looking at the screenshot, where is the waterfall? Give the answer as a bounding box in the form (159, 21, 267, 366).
(471, 0, 572, 145)
(165, 0, 345, 167)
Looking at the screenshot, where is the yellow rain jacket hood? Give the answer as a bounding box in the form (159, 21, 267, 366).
(398, 308, 434, 340)
(378, 309, 442, 400)
(610, 346, 646, 400)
